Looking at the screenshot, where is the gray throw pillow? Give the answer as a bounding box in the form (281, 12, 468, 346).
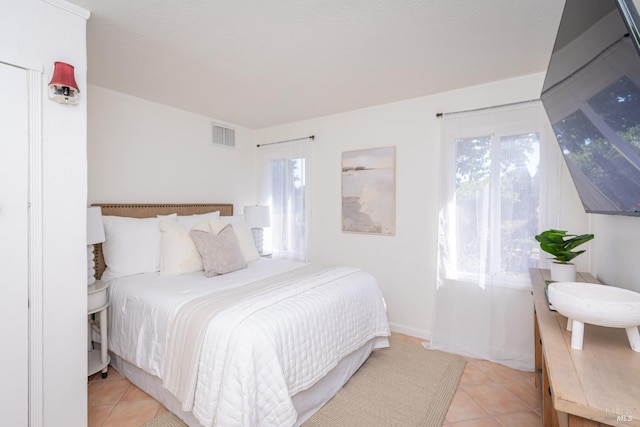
(190, 225, 248, 277)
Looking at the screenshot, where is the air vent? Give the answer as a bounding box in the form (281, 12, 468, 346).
(212, 123, 235, 148)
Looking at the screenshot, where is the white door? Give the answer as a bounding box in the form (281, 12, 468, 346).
(0, 61, 29, 425)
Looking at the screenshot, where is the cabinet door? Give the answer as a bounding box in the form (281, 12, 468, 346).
(0, 61, 29, 426)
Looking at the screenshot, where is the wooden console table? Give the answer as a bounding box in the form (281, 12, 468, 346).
(530, 268, 639, 427)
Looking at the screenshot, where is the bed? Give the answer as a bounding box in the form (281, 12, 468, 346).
(93, 203, 390, 427)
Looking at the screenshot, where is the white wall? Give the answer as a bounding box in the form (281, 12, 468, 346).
(0, 1, 88, 425)
(255, 73, 588, 338)
(591, 215, 640, 292)
(87, 85, 257, 211)
(86, 71, 594, 340)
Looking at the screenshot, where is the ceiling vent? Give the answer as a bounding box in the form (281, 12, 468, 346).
(212, 123, 235, 148)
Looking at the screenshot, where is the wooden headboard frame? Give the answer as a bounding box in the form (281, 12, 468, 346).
(92, 203, 234, 280)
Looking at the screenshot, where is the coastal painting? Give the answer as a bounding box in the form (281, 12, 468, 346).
(341, 146, 395, 235)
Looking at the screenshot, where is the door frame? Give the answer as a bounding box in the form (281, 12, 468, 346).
(1, 54, 44, 427)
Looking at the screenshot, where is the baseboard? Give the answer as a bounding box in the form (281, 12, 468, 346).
(388, 322, 431, 341)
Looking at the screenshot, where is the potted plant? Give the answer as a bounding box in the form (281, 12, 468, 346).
(535, 229, 594, 282)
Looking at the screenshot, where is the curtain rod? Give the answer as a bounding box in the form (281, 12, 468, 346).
(435, 98, 540, 118)
(257, 135, 315, 148)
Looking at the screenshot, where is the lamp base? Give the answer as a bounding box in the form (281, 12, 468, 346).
(250, 228, 264, 254)
(88, 244, 96, 286)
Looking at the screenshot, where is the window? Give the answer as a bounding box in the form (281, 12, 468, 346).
(257, 140, 311, 261)
(267, 157, 308, 259)
(430, 101, 556, 371)
(439, 102, 551, 287)
(453, 132, 540, 279)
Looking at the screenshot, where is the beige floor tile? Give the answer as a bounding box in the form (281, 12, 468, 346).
(446, 389, 491, 423)
(459, 360, 495, 387)
(501, 376, 540, 409)
(480, 361, 530, 383)
(88, 378, 131, 406)
(495, 409, 543, 426)
(448, 416, 503, 426)
(101, 400, 161, 427)
(120, 384, 153, 402)
(87, 404, 113, 427)
(463, 382, 529, 416)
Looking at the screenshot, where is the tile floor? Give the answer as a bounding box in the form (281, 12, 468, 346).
(88, 333, 542, 427)
(395, 333, 542, 427)
(88, 368, 167, 427)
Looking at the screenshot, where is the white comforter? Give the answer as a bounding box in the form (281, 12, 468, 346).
(107, 259, 390, 427)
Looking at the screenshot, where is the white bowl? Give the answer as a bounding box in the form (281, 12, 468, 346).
(548, 282, 640, 328)
(548, 281, 640, 351)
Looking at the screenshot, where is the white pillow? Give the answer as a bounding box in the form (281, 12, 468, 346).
(159, 218, 210, 275)
(177, 211, 220, 229)
(208, 216, 260, 262)
(101, 216, 163, 280)
(190, 226, 247, 276)
(158, 211, 220, 228)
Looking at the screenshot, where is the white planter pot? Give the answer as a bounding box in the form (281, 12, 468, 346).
(550, 262, 576, 282)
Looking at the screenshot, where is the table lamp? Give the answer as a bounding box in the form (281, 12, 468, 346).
(244, 205, 271, 254)
(87, 206, 105, 285)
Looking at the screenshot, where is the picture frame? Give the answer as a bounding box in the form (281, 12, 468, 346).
(341, 146, 396, 235)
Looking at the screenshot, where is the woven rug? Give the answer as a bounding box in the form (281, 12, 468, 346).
(143, 337, 466, 427)
(143, 412, 188, 427)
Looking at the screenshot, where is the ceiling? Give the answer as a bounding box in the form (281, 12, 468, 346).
(68, 0, 566, 129)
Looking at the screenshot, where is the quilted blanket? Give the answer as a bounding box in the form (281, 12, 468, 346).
(164, 264, 389, 427)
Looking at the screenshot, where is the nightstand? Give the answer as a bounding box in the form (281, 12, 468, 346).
(88, 280, 110, 378)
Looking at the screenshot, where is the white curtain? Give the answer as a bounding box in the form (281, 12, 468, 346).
(257, 139, 311, 261)
(430, 101, 559, 371)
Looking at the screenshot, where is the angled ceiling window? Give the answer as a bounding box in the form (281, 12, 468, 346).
(212, 123, 235, 148)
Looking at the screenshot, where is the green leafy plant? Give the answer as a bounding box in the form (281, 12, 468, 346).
(535, 229, 594, 264)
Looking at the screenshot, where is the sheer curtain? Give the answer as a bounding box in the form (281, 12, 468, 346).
(257, 139, 311, 261)
(430, 101, 558, 371)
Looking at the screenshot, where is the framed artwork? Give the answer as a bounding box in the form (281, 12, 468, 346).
(341, 146, 395, 235)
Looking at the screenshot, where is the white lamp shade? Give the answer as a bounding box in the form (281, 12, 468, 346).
(87, 206, 106, 245)
(244, 205, 271, 228)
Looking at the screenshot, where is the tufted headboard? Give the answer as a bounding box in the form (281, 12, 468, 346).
(91, 203, 234, 279)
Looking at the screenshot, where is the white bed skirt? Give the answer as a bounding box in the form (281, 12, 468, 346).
(109, 336, 388, 427)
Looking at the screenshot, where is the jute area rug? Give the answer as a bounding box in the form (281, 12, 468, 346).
(142, 337, 466, 427)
